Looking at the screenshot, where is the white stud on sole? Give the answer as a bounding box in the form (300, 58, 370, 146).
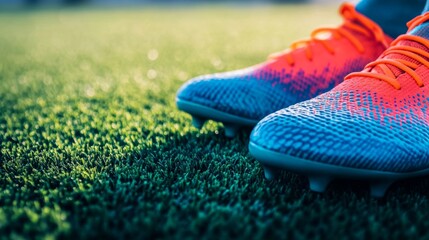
(191, 116, 206, 129)
(262, 165, 280, 180)
(370, 180, 394, 198)
(308, 175, 333, 193)
(224, 124, 239, 138)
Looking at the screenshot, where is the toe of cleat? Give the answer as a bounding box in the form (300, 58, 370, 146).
(370, 180, 394, 198)
(262, 165, 280, 180)
(224, 124, 240, 138)
(191, 116, 206, 129)
(308, 175, 333, 193)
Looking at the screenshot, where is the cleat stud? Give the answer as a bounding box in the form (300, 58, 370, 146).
(308, 175, 332, 193)
(262, 165, 280, 180)
(224, 124, 239, 138)
(370, 180, 394, 198)
(191, 116, 206, 129)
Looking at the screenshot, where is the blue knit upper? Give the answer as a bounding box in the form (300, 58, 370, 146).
(250, 77, 429, 173)
(177, 58, 369, 121)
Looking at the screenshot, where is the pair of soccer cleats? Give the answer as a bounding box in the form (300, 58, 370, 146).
(176, 3, 429, 197)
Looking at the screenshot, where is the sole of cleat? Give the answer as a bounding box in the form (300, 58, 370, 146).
(177, 98, 259, 137)
(249, 142, 429, 197)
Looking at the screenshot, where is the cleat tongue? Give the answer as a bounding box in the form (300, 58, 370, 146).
(370, 180, 394, 198)
(308, 175, 332, 193)
(224, 124, 239, 138)
(262, 165, 280, 180)
(191, 116, 206, 129)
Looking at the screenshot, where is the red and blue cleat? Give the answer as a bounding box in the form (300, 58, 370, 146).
(249, 13, 429, 197)
(176, 3, 391, 137)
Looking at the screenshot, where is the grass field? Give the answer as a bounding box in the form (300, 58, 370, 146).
(2, 5, 429, 239)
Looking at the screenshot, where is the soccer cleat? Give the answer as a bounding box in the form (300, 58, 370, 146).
(176, 3, 391, 137)
(249, 13, 429, 197)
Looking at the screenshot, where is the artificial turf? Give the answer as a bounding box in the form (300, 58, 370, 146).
(1, 4, 429, 239)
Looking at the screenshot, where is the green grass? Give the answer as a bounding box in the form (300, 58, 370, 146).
(1, 5, 429, 239)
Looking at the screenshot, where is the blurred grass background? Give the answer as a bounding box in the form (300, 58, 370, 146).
(1, 5, 429, 239)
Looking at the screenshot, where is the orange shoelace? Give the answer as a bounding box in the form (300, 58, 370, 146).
(345, 14, 429, 90)
(269, 3, 389, 66)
